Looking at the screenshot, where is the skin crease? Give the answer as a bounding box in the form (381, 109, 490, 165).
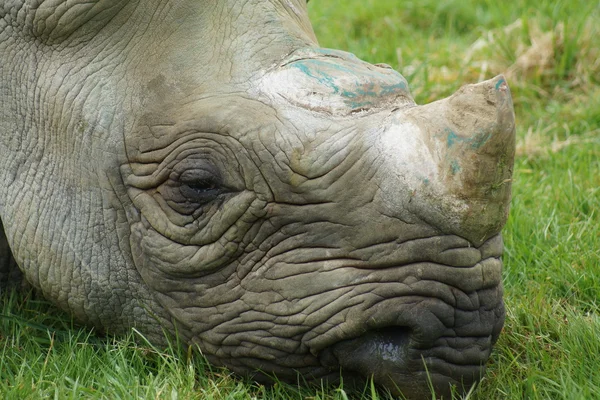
(0, 1, 515, 398)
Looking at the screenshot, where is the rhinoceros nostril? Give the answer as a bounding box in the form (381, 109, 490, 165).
(328, 326, 413, 376)
(322, 325, 490, 398)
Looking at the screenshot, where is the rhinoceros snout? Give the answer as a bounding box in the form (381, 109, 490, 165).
(321, 305, 503, 399)
(311, 235, 506, 399)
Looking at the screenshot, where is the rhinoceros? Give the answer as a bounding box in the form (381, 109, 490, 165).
(0, 1, 515, 398)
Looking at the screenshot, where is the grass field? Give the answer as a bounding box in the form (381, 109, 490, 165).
(2, 0, 599, 399)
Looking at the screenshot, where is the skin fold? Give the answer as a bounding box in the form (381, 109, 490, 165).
(0, 1, 515, 398)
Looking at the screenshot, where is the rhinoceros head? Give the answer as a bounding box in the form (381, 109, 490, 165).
(0, 1, 514, 398)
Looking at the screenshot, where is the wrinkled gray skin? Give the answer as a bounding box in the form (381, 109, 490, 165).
(0, 1, 515, 398)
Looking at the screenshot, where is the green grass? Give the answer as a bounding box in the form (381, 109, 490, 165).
(2, 0, 600, 398)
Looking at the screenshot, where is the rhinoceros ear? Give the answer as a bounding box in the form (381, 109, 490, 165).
(21, 0, 129, 44)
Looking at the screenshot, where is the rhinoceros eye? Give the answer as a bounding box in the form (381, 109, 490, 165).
(185, 178, 218, 193)
(179, 168, 223, 204)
